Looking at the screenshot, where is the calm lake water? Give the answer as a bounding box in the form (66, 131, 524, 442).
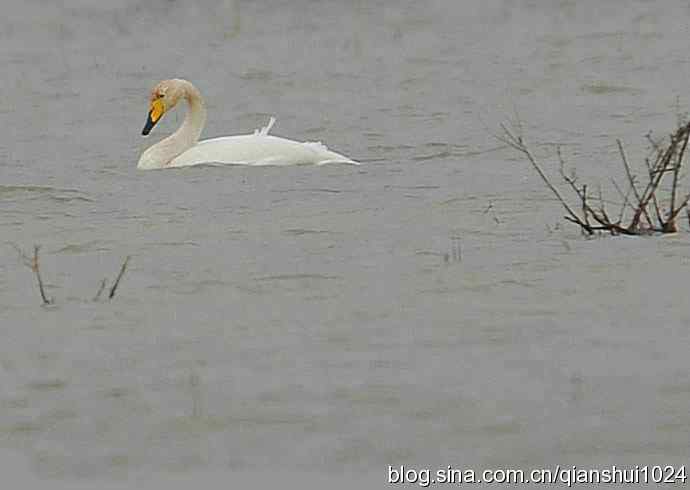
(2, 1, 690, 488)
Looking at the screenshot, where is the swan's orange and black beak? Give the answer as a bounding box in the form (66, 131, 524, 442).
(142, 99, 166, 136)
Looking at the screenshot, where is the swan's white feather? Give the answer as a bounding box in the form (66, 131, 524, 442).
(166, 132, 357, 168)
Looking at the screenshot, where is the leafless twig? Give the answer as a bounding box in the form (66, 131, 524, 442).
(498, 118, 690, 236)
(108, 256, 131, 300)
(11, 243, 52, 305)
(93, 278, 108, 302)
(483, 201, 501, 224)
(8, 244, 133, 304)
(496, 123, 591, 232)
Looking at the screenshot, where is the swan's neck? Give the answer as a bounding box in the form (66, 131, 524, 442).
(139, 82, 207, 169)
(174, 82, 206, 148)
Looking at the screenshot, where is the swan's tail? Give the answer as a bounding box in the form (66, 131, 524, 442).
(303, 142, 359, 165)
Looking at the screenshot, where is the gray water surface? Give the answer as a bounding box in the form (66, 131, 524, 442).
(2, 1, 690, 487)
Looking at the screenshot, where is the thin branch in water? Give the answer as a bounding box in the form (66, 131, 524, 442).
(617, 139, 653, 228)
(31, 246, 53, 305)
(498, 116, 690, 236)
(498, 124, 589, 231)
(8, 243, 136, 303)
(581, 184, 590, 228)
(10, 242, 32, 268)
(10, 243, 53, 305)
(640, 133, 681, 228)
(511, 101, 524, 141)
(669, 124, 690, 218)
(596, 185, 606, 214)
(640, 156, 664, 227)
(482, 201, 501, 224)
(93, 278, 108, 302)
(11, 244, 53, 305)
(108, 256, 131, 300)
(666, 192, 690, 225)
(645, 131, 663, 160)
(610, 178, 633, 225)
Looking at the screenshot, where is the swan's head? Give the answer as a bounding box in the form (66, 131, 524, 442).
(141, 79, 185, 136)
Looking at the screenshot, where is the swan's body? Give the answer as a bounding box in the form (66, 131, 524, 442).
(138, 79, 357, 170)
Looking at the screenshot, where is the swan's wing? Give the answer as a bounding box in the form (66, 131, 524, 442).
(252, 116, 276, 136)
(259, 117, 276, 136)
(170, 134, 357, 167)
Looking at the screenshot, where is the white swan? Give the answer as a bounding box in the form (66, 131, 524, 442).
(138, 78, 358, 169)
